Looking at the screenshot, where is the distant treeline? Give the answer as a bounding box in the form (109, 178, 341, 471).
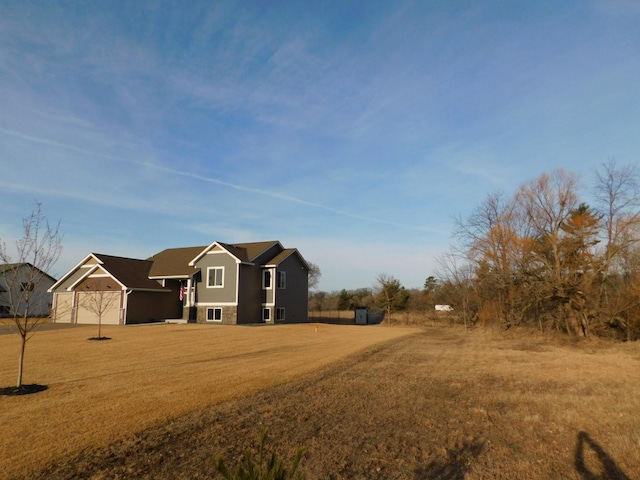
(311, 161, 640, 341)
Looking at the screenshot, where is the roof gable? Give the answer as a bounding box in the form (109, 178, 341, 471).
(0, 263, 57, 283)
(51, 253, 168, 292)
(263, 248, 309, 270)
(189, 240, 282, 266)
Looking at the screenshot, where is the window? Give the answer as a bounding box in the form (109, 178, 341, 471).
(262, 270, 272, 289)
(277, 271, 286, 289)
(262, 308, 271, 322)
(207, 307, 222, 322)
(276, 307, 285, 321)
(207, 267, 224, 288)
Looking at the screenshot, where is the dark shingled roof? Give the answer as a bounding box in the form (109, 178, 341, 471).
(147, 246, 206, 278)
(147, 241, 286, 278)
(263, 249, 309, 269)
(218, 241, 281, 263)
(93, 254, 168, 291)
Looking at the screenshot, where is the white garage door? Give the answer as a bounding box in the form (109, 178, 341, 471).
(76, 291, 121, 325)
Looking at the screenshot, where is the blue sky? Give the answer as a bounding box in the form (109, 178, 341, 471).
(1, 1, 639, 292)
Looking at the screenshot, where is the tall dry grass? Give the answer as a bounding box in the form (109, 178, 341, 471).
(0, 323, 418, 478)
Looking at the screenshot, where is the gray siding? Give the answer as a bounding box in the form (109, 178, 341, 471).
(195, 251, 238, 304)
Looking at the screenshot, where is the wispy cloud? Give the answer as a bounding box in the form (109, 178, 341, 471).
(0, 127, 435, 232)
(1, 1, 638, 290)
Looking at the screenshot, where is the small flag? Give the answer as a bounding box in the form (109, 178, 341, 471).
(179, 285, 185, 301)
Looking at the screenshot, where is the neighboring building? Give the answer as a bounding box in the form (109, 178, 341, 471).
(50, 240, 309, 325)
(0, 263, 56, 317)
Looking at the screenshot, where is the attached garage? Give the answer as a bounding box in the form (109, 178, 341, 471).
(50, 253, 177, 325)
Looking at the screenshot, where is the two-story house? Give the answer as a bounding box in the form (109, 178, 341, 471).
(50, 240, 309, 325)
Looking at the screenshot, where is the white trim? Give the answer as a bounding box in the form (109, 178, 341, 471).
(262, 269, 273, 289)
(123, 290, 130, 325)
(149, 275, 191, 280)
(49, 253, 103, 291)
(67, 265, 99, 291)
(196, 301, 237, 307)
(128, 287, 169, 293)
(189, 241, 218, 266)
(262, 307, 271, 322)
(206, 266, 224, 288)
(186, 278, 193, 307)
(68, 265, 127, 292)
(235, 263, 240, 304)
(206, 307, 223, 322)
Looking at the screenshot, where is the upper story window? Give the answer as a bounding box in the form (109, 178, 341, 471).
(277, 271, 286, 289)
(207, 267, 224, 288)
(262, 270, 272, 289)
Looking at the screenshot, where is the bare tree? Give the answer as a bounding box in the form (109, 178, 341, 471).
(455, 191, 528, 326)
(307, 261, 322, 291)
(593, 159, 640, 339)
(436, 253, 476, 329)
(594, 159, 640, 265)
(0, 203, 62, 388)
(80, 284, 119, 340)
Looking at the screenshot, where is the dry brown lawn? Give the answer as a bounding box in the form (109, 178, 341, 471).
(0, 323, 417, 479)
(2, 322, 640, 479)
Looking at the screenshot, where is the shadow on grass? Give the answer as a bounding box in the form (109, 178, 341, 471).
(88, 337, 112, 341)
(574, 431, 630, 480)
(414, 440, 484, 480)
(0, 384, 48, 396)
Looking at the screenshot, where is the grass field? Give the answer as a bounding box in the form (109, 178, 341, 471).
(2, 322, 640, 479)
(0, 322, 417, 478)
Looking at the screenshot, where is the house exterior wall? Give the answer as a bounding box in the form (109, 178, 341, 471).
(127, 290, 179, 323)
(0, 265, 55, 317)
(274, 255, 308, 323)
(194, 251, 238, 304)
(237, 263, 261, 324)
(195, 305, 238, 324)
(52, 292, 74, 323)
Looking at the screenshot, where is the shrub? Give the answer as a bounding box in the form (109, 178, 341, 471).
(215, 430, 305, 480)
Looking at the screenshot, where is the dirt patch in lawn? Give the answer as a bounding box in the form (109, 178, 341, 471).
(19, 327, 640, 480)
